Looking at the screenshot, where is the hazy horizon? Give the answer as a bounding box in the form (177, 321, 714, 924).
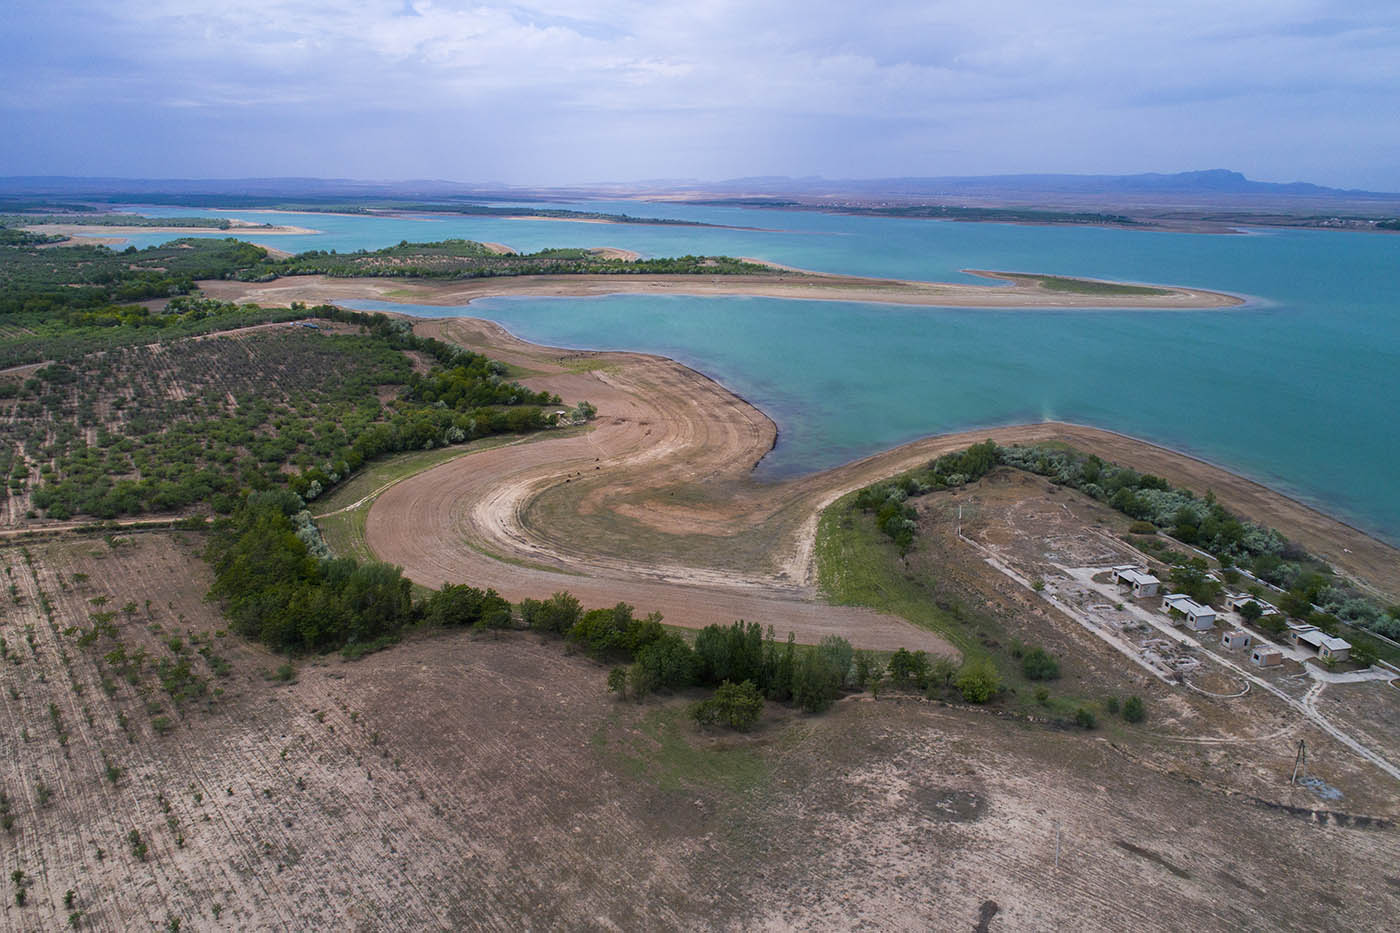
(5, 2, 1399, 189)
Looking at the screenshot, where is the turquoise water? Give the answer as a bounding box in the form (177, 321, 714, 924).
(120, 203, 1400, 542)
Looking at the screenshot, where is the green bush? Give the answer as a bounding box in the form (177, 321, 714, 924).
(887, 647, 931, 688)
(954, 658, 1001, 704)
(519, 591, 582, 636)
(792, 650, 845, 713)
(692, 680, 765, 730)
(422, 583, 511, 629)
(1074, 707, 1097, 729)
(1021, 647, 1060, 681)
(1128, 520, 1157, 534)
(1122, 696, 1146, 723)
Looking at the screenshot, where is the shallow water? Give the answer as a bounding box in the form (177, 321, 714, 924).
(123, 203, 1400, 542)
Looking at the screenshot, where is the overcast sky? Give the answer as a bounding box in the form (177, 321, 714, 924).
(4, 1, 1398, 188)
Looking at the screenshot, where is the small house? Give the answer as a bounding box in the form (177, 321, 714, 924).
(1112, 565, 1160, 598)
(1161, 594, 1216, 631)
(1288, 625, 1352, 662)
(1250, 647, 1284, 668)
(1225, 593, 1280, 617)
(1221, 629, 1252, 650)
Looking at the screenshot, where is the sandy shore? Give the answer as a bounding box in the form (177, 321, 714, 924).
(23, 222, 320, 246)
(199, 266, 1241, 310)
(336, 316, 1399, 656)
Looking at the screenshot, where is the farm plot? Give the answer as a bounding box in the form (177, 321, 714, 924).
(0, 327, 411, 523)
(1, 533, 1398, 929)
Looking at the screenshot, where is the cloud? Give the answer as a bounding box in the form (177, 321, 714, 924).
(3, 0, 1399, 187)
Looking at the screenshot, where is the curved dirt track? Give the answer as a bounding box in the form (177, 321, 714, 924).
(358, 317, 1400, 654)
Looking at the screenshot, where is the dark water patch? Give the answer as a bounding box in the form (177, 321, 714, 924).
(973, 900, 999, 933)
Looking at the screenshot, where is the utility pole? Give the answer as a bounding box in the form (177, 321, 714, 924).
(1291, 739, 1307, 784)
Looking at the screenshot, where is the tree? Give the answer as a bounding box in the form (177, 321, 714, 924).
(632, 633, 698, 693)
(817, 635, 854, 688)
(853, 650, 879, 690)
(519, 591, 581, 636)
(421, 583, 510, 629)
(1122, 695, 1146, 723)
(694, 621, 764, 686)
(1238, 600, 1264, 624)
(887, 648, 931, 688)
(692, 680, 764, 730)
(606, 667, 628, 699)
(954, 658, 1001, 703)
(792, 650, 844, 713)
(1074, 707, 1097, 729)
(1021, 646, 1060, 681)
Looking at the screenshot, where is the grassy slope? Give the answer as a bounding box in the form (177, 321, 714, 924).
(815, 491, 1109, 720)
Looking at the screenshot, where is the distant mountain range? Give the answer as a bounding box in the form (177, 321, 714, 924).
(700, 169, 1400, 200)
(0, 170, 1396, 208)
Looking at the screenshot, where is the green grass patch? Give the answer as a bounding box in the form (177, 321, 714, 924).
(1031, 275, 1169, 297)
(816, 494, 984, 658)
(595, 706, 769, 795)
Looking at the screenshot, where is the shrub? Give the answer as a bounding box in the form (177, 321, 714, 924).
(606, 667, 628, 698)
(817, 635, 854, 687)
(1128, 520, 1157, 535)
(1074, 707, 1097, 729)
(566, 603, 636, 659)
(694, 621, 764, 686)
(632, 633, 698, 694)
(1122, 695, 1146, 723)
(519, 591, 582, 636)
(692, 680, 765, 730)
(422, 583, 511, 629)
(887, 647, 931, 688)
(954, 658, 1001, 704)
(1021, 647, 1060, 681)
(792, 650, 845, 713)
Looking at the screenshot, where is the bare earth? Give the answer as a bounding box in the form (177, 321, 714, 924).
(299, 317, 1400, 660)
(3, 533, 1396, 931)
(199, 265, 1242, 310)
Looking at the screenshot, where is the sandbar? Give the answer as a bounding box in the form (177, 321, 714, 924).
(198, 266, 1242, 310)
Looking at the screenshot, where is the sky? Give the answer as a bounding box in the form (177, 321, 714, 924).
(3, 1, 1399, 189)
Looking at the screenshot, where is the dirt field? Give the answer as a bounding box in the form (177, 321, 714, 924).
(2, 533, 1397, 931)
(198, 264, 1241, 311)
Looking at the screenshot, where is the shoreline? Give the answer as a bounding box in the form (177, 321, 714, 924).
(197, 266, 1244, 310)
(345, 315, 1400, 641)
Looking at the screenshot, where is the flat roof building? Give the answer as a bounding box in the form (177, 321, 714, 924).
(1221, 629, 1252, 650)
(1161, 594, 1217, 631)
(1225, 593, 1281, 617)
(1250, 647, 1284, 668)
(1112, 565, 1161, 598)
(1287, 625, 1352, 662)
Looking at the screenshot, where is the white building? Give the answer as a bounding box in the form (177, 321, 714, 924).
(1287, 624, 1352, 662)
(1112, 565, 1161, 598)
(1161, 594, 1217, 631)
(1224, 592, 1280, 617)
(1221, 629, 1252, 650)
